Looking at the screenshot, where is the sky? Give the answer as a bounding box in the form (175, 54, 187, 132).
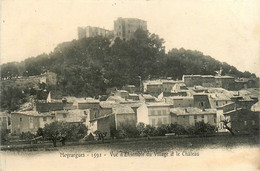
(1, 0, 260, 76)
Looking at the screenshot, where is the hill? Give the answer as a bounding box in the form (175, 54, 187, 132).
(0, 29, 257, 111)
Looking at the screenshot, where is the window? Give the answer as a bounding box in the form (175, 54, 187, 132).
(214, 118, 216, 123)
(84, 111, 87, 115)
(163, 110, 166, 115)
(194, 116, 197, 119)
(158, 118, 162, 125)
(201, 115, 204, 118)
(63, 114, 67, 118)
(20, 118, 22, 122)
(163, 118, 167, 124)
(152, 119, 156, 126)
(43, 117, 47, 122)
(82, 119, 86, 122)
(201, 102, 204, 106)
(51, 117, 54, 120)
(216, 101, 218, 106)
(252, 120, 255, 125)
(183, 116, 185, 118)
(158, 110, 161, 115)
(244, 121, 247, 126)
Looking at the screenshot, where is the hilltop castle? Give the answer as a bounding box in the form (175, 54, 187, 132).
(78, 17, 147, 41)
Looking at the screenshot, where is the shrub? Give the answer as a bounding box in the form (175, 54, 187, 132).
(120, 124, 140, 138)
(20, 131, 35, 140)
(136, 122, 146, 136)
(143, 125, 157, 136)
(36, 128, 44, 137)
(0, 129, 9, 144)
(168, 123, 187, 135)
(187, 121, 216, 136)
(156, 125, 169, 136)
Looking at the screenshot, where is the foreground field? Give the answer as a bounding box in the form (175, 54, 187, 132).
(1, 135, 259, 171)
(1, 134, 259, 153)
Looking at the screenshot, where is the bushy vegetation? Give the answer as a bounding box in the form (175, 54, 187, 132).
(0, 29, 256, 111)
(19, 131, 35, 141)
(0, 82, 50, 112)
(0, 129, 9, 144)
(117, 122, 216, 139)
(42, 121, 88, 147)
(186, 121, 216, 136)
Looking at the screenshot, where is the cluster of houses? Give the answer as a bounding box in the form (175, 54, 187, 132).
(0, 74, 259, 138)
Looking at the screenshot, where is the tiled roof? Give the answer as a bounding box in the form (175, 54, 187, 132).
(100, 101, 116, 108)
(183, 75, 234, 79)
(11, 111, 55, 117)
(120, 102, 142, 108)
(146, 102, 171, 107)
(166, 96, 193, 100)
(112, 104, 135, 114)
(106, 96, 126, 102)
(142, 94, 156, 99)
(251, 101, 260, 112)
(116, 90, 128, 93)
(76, 98, 100, 103)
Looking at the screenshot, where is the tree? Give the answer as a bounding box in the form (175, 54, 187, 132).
(20, 132, 35, 140)
(36, 128, 44, 137)
(136, 122, 146, 136)
(221, 119, 235, 136)
(0, 129, 9, 144)
(43, 122, 88, 147)
(187, 121, 216, 136)
(120, 124, 140, 138)
(168, 123, 187, 135)
(93, 130, 107, 143)
(43, 121, 68, 147)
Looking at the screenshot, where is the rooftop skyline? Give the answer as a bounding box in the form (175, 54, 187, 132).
(1, 0, 259, 76)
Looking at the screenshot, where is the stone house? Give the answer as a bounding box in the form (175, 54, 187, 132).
(223, 109, 259, 134)
(0, 111, 9, 131)
(183, 75, 235, 90)
(137, 102, 171, 127)
(165, 96, 194, 108)
(88, 104, 136, 137)
(170, 107, 217, 127)
(10, 112, 54, 135)
(193, 93, 211, 109)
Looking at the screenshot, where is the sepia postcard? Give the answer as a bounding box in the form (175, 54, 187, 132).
(0, 0, 259, 170)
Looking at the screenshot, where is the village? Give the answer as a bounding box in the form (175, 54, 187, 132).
(1, 70, 259, 147)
